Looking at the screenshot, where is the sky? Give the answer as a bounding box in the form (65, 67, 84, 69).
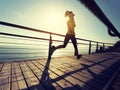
(0, 0, 120, 44)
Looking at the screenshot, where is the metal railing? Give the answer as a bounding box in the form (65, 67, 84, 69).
(79, 0, 120, 38)
(0, 21, 114, 61)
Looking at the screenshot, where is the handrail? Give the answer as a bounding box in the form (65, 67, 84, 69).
(0, 21, 114, 44)
(0, 21, 65, 37)
(79, 0, 120, 38)
(76, 38, 113, 45)
(0, 32, 50, 41)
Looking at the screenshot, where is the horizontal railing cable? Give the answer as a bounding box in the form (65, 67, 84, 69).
(0, 32, 50, 41)
(0, 32, 66, 44)
(0, 35, 49, 42)
(0, 21, 65, 37)
(0, 52, 47, 54)
(0, 31, 113, 47)
(76, 38, 113, 45)
(0, 42, 49, 46)
(0, 47, 46, 50)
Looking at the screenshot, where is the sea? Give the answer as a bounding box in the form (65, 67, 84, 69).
(0, 34, 97, 61)
(0, 44, 96, 61)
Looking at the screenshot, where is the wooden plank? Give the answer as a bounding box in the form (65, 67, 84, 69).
(51, 56, 104, 88)
(49, 55, 120, 90)
(31, 60, 63, 90)
(25, 61, 43, 80)
(19, 61, 42, 90)
(25, 60, 46, 90)
(11, 62, 19, 90)
(13, 62, 27, 90)
(36, 59, 84, 90)
(31, 60, 59, 89)
(54, 61, 102, 90)
(79, 70, 109, 83)
(51, 69, 81, 89)
(0, 63, 11, 90)
(34, 61, 78, 89)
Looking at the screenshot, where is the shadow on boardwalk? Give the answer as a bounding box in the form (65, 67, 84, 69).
(0, 53, 119, 90)
(19, 53, 120, 90)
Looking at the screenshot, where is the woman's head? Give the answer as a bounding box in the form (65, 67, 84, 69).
(65, 11, 75, 17)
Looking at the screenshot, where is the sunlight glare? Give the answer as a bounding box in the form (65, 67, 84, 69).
(42, 10, 66, 34)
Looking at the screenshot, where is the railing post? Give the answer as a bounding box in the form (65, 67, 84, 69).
(41, 33, 52, 81)
(95, 42, 98, 53)
(48, 33, 52, 59)
(40, 33, 55, 89)
(88, 41, 91, 54)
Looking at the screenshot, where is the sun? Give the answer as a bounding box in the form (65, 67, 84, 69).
(41, 10, 67, 34)
(46, 13, 61, 26)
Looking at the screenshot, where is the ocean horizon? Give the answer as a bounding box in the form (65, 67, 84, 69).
(0, 45, 94, 61)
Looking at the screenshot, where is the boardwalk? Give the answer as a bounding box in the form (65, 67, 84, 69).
(0, 0, 120, 89)
(0, 52, 120, 90)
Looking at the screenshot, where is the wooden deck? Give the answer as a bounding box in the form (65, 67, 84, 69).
(0, 52, 120, 90)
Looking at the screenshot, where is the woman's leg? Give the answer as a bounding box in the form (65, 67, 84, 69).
(71, 35, 82, 59)
(50, 34, 70, 56)
(55, 34, 70, 49)
(70, 35, 79, 56)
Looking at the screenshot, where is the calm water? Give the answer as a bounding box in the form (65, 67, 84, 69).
(0, 35, 97, 61)
(0, 45, 93, 61)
